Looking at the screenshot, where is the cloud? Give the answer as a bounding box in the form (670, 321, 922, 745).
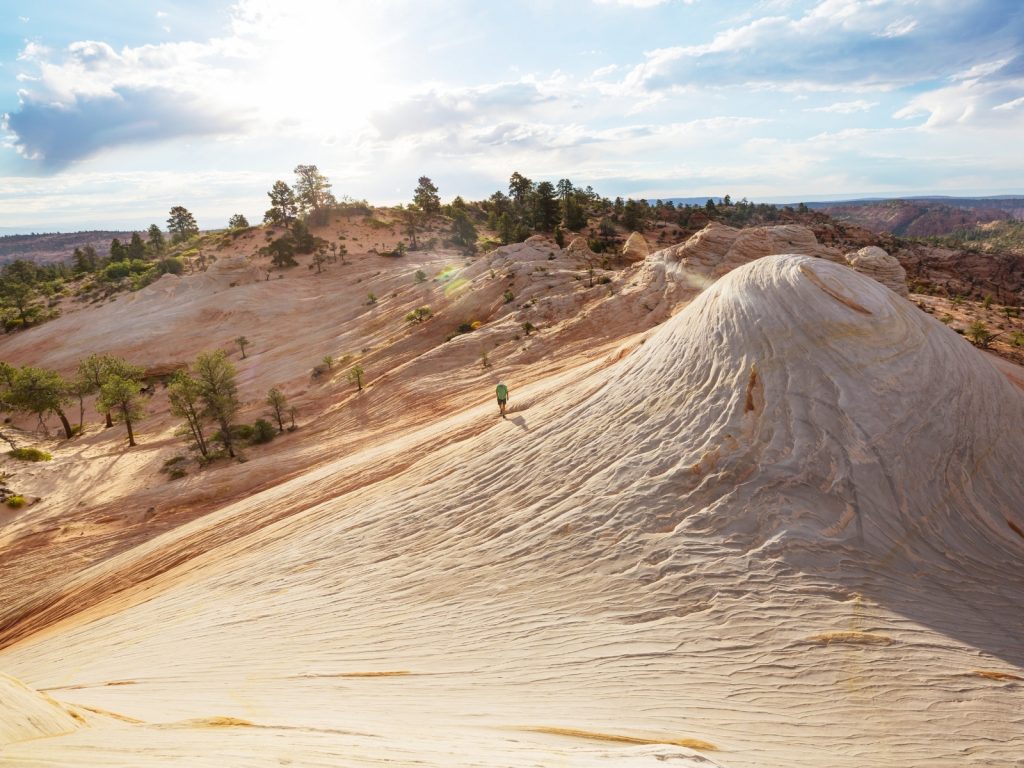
(621, 0, 1024, 93)
(806, 99, 878, 113)
(3, 86, 244, 170)
(592, 0, 675, 6)
(370, 81, 557, 141)
(893, 55, 1024, 127)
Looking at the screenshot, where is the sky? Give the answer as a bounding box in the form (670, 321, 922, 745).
(0, 0, 1022, 232)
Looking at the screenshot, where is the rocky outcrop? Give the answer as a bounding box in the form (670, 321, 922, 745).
(845, 246, 909, 296)
(565, 236, 597, 260)
(621, 232, 650, 262)
(661, 222, 843, 278)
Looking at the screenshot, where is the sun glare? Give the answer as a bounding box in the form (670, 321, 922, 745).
(230, 0, 400, 137)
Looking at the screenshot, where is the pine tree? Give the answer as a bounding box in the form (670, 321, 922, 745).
(167, 206, 200, 243)
(413, 176, 441, 216)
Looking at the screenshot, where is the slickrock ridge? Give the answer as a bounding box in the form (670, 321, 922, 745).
(1, 254, 1021, 767)
(0, 673, 83, 746)
(661, 222, 844, 277)
(844, 245, 909, 296)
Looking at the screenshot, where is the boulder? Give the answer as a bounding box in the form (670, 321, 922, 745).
(622, 232, 650, 262)
(566, 236, 596, 260)
(845, 246, 909, 296)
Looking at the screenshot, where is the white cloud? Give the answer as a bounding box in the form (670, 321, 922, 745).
(877, 17, 918, 38)
(806, 99, 878, 113)
(994, 96, 1024, 111)
(592, 0, 676, 6)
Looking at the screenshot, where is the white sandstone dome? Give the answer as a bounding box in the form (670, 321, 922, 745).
(844, 245, 909, 296)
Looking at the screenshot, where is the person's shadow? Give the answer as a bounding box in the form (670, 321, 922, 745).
(508, 415, 529, 431)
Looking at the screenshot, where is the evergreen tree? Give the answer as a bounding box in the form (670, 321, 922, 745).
(508, 171, 534, 209)
(413, 176, 441, 216)
(534, 181, 559, 231)
(267, 234, 298, 267)
(293, 164, 336, 216)
(147, 224, 165, 255)
(127, 232, 146, 260)
(109, 237, 127, 261)
(451, 209, 477, 250)
(167, 206, 200, 243)
(77, 354, 142, 428)
(3, 366, 74, 439)
(228, 213, 250, 229)
(98, 374, 145, 447)
(193, 350, 240, 458)
(168, 371, 209, 458)
(72, 245, 99, 274)
(266, 387, 288, 433)
(264, 180, 298, 229)
(563, 194, 587, 231)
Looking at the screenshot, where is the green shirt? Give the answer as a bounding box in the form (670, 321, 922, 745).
(496, 384, 508, 400)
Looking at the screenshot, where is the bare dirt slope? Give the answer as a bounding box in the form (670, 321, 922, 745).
(1, 225, 1023, 767)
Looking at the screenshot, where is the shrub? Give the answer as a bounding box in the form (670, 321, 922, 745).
(405, 306, 432, 323)
(167, 467, 187, 480)
(1011, 330, 1024, 347)
(966, 320, 995, 348)
(6, 495, 26, 508)
(10, 447, 52, 462)
(522, 321, 536, 336)
(231, 423, 255, 441)
(251, 419, 276, 444)
(163, 455, 187, 468)
(503, 289, 515, 303)
(156, 257, 184, 276)
(414, 270, 427, 283)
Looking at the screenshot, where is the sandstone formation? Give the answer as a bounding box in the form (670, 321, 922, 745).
(2, 255, 1022, 767)
(565, 235, 596, 260)
(0, 673, 82, 747)
(844, 245, 909, 296)
(661, 222, 844, 278)
(621, 231, 650, 262)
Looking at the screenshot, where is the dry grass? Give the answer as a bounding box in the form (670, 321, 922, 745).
(519, 726, 717, 751)
(809, 631, 893, 646)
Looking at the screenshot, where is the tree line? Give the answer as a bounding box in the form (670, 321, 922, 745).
(1, 349, 294, 463)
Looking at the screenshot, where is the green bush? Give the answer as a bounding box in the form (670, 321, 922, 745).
(10, 447, 52, 462)
(156, 257, 185, 276)
(503, 289, 515, 303)
(232, 423, 255, 441)
(167, 466, 187, 480)
(252, 419, 276, 444)
(5, 495, 26, 508)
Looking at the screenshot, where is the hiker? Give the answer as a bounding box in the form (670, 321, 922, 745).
(496, 381, 509, 418)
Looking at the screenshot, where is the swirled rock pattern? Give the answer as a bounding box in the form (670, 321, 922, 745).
(1, 256, 1021, 768)
(845, 245, 909, 296)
